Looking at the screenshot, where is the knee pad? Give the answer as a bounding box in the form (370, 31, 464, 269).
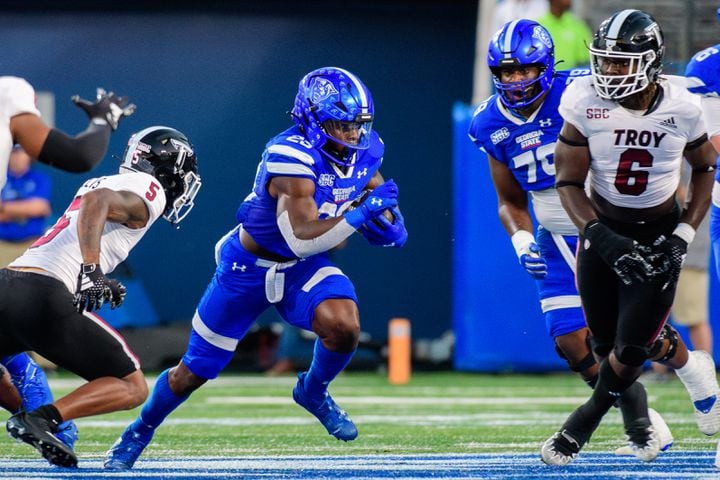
(647, 323, 679, 362)
(614, 344, 649, 367)
(589, 336, 613, 359)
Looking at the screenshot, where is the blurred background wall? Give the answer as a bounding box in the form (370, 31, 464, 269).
(3, 0, 719, 371)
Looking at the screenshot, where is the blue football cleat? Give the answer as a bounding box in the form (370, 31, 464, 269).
(292, 372, 358, 441)
(9, 355, 79, 450)
(103, 421, 154, 470)
(55, 420, 79, 450)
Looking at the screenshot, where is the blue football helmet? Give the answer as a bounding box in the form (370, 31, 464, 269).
(291, 67, 374, 166)
(487, 19, 555, 109)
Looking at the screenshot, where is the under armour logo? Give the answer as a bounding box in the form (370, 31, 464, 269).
(370, 198, 383, 206)
(539, 119, 552, 128)
(232, 262, 247, 272)
(357, 168, 368, 179)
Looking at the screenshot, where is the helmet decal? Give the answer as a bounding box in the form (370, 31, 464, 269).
(290, 67, 374, 167)
(487, 19, 555, 109)
(119, 126, 201, 225)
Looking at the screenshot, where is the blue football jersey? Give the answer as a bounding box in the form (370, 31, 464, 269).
(685, 44, 720, 96)
(468, 69, 590, 191)
(236, 125, 384, 259)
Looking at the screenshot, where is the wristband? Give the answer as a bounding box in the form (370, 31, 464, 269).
(510, 230, 535, 257)
(672, 222, 696, 244)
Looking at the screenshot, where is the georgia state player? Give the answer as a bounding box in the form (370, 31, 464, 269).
(685, 20, 720, 306)
(542, 9, 719, 466)
(468, 19, 673, 456)
(104, 67, 407, 471)
(2, 126, 201, 467)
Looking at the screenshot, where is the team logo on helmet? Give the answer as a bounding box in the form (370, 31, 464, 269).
(309, 78, 339, 104)
(170, 137, 193, 155)
(532, 26, 552, 49)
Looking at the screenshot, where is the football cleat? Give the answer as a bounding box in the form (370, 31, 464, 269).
(676, 350, 720, 435)
(9, 356, 79, 451)
(292, 372, 358, 441)
(615, 407, 673, 455)
(624, 417, 660, 462)
(6, 411, 77, 468)
(540, 430, 582, 466)
(55, 421, 79, 450)
(103, 421, 154, 470)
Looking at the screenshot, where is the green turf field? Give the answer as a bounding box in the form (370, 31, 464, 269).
(4, 371, 717, 461)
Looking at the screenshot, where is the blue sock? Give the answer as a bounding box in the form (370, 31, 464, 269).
(303, 339, 355, 400)
(133, 369, 189, 435)
(2, 353, 32, 377)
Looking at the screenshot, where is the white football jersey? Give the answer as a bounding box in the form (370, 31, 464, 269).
(559, 75, 706, 209)
(10, 172, 166, 292)
(0, 76, 41, 189)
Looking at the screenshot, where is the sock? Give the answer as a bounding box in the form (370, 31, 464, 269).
(2, 353, 32, 377)
(618, 381, 649, 426)
(31, 404, 63, 429)
(577, 359, 637, 422)
(303, 339, 355, 400)
(675, 351, 714, 401)
(133, 369, 190, 435)
(584, 374, 598, 389)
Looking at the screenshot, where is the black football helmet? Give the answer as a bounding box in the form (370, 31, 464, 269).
(120, 126, 201, 224)
(589, 9, 665, 100)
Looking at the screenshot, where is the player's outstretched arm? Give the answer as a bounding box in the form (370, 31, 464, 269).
(12, 88, 135, 173)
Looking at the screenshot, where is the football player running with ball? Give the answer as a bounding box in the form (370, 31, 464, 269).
(104, 67, 407, 471)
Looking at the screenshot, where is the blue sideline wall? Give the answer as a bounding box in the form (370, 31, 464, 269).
(0, 2, 476, 340)
(452, 102, 720, 372)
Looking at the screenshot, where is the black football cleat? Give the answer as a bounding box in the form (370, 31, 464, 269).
(7, 411, 78, 467)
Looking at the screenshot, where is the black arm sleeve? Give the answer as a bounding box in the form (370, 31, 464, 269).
(37, 122, 111, 172)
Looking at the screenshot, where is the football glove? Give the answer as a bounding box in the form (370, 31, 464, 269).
(518, 242, 548, 279)
(344, 179, 399, 229)
(650, 234, 688, 291)
(360, 207, 408, 247)
(584, 220, 654, 285)
(73, 263, 127, 313)
(71, 88, 136, 131)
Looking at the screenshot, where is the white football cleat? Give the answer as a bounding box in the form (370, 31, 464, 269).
(614, 407, 673, 455)
(540, 430, 580, 466)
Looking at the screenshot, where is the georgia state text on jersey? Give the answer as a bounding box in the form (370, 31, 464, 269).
(559, 74, 706, 209)
(467, 69, 590, 234)
(236, 125, 385, 259)
(0, 77, 41, 189)
(9, 172, 166, 293)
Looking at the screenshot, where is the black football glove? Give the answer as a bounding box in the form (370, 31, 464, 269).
(650, 234, 688, 291)
(73, 263, 127, 313)
(583, 220, 654, 285)
(71, 88, 136, 131)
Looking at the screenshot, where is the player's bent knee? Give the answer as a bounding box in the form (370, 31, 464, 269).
(122, 370, 149, 409)
(615, 344, 649, 367)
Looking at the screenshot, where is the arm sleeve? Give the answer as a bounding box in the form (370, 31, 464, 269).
(37, 123, 111, 172)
